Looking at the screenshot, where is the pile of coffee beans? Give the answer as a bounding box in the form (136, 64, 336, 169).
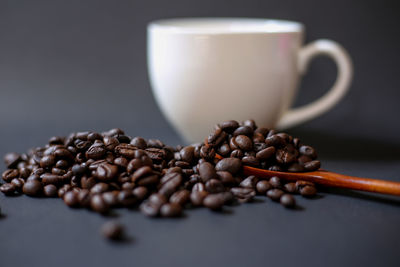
(0, 120, 319, 238)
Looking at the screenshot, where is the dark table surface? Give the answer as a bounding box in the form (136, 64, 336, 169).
(1, 1, 400, 267)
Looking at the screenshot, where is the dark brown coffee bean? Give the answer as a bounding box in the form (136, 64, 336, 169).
(217, 143, 230, 157)
(284, 182, 297, 193)
(85, 143, 106, 160)
(287, 163, 305, 172)
(231, 187, 256, 202)
(18, 167, 31, 178)
(252, 133, 265, 143)
(233, 125, 253, 137)
(203, 194, 225, 210)
(101, 221, 124, 240)
(103, 136, 119, 151)
(81, 176, 96, 189)
(0, 183, 16, 195)
(2, 169, 19, 182)
(299, 145, 317, 159)
(298, 155, 312, 164)
(219, 120, 239, 133)
(87, 132, 102, 142)
(43, 184, 58, 197)
(130, 137, 147, 149)
(268, 165, 283, 171)
(216, 171, 236, 185)
(160, 203, 182, 217)
(300, 185, 317, 197)
(140, 201, 159, 217)
(51, 167, 66, 176)
(269, 177, 281, 189)
(118, 190, 137, 207)
(39, 155, 56, 168)
(230, 149, 243, 158)
(90, 182, 109, 194)
(304, 160, 321, 171)
(147, 139, 164, 148)
(149, 193, 167, 207)
(40, 173, 62, 185)
(265, 135, 285, 147)
(192, 182, 206, 192)
(95, 163, 118, 181)
(190, 191, 208, 206)
(133, 186, 148, 201)
(23, 180, 43, 197)
(11, 178, 24, 190)
(159, 172, 182, 197)
(280, 194, 296, 208)
(241, 156, 259, 167)
(199, 145, 215, 160)
(175, 160, 190, 169)
(295, 180, 315, 190)
(4, 152, 21, 168)
(169, 189, 190, 206)
(90, 194, 109, 214)
(205, 179, 225, 193)
(240, 175, 258, 189)
(256, 146, 276, 161)
(215, 158, 242, 175)
(256, 180, 271, 194)
(266, 189, 284, 201)
(254, 127, 269, 136)
(235, 135, 252, 151)
(198, 162, 216, 182)
(58, 184, 72, 198)
(131, 166, 153, 183)
(180, 146, 194, 163)
(114, 144, 137, 159)
(276, 149, 296, 165)
(101, 191, 119, 207)
(242, 119, 256, 130)
(63, 191, 80, 207)
(114, 157, 128, 168)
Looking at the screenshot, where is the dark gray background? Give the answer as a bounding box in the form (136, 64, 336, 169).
(0, 1, 399, 267)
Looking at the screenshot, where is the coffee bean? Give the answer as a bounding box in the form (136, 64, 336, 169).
(4, 152, 21, 168)
(284, 182, 297, 193)
(295, 180, 315, 190)
(87, 132, 102, 142)
(130, 137, 147, 149)
(205, 179, 225, 193)
(118, 190, 137, 207)
(2, 169, 19, 182)
(132, 186, 148, 201)
(256, 180, 271, 194)
(147, 139, 164, 148)
(241, 156, 259, 166)
(235, 135, 252, 151)
(40, 173, 62, 185)
(265, 135, 285, 147)
(276, 149, 296, 165)
(219, 120, 239, 133)
(217, 144, 231, 157)
(11, 178, 24, 190)
(180, 146, 195, 163)
(242, 119, 256, 130)
(39, 155, 56, 168)
(240, 175, 258, 189)
(215, 158, 242, 175)
(231, 187, 255, 202)
(280, 194, 296, 208)
(216, 171, 236, 185)
(287, 163, 305, 172)
(95, 163, 118, 181)
(254, 127, 269, 136)
(103, 136, 119, 151)
(101, 221, 124, 240)
(23, 180, 43, 197)
(230, 149, 243, 158)
(190, 191, 208, 206)
(266, 189, 284, 201)
(256, 146, 276, 161)
(300, 185, 317, 197)
(198, 162, 216, 182)
(160, 203, 182, 217)
(64, 191, 80, 207)
(140, 201, 159, 217)
(203, 194, 225, 210)
(131, 166, 153, 183)
(58, 184, 71, 198)
(269, 176, 281, 188)
(268, 165, 283, 171)
(233, 126, 253, 136)
(43, 184, 58, 197)
(90, 194, 110, 213)
(159, 172, 182, 197)
(192, 182, 206, 192)
(169, 189, 190, 206)
(304, 160, 321, 171)
(0, 183, 16, 195)
(90, 182, 109, 194)
(299, 145, 317, 159)
(199, 145, 215, 160)
(85, 143, 106, 160)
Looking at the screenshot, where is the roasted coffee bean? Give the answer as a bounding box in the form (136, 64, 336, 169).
(40, 173, 62, 185)
(199, 145, 215, 160)
(71, 164, 87, 176)
(149, 193, 167, 207)
(90, 194, 109, 214)
(266, 189, 284, 201)
(159, 172, 182, 197)
(190, 191, 208, 206)
(216, 171, 236, 185)
(276, 149, 296, 165)
(101, 221, 124, 240)
(103, 136, 119, 151)
(230, 149, 244, 158)
(233, 126, 253, 136)
(115, 144, 137, 158)
(52, 167, 66, 176)
(175, 160, 190, 169)
(55, 160, 69, 169)
(118, 190, 137, 207)
(300, 185, 317, 197)
(11, 178, 24, 190)
(284, 182, 297, 193)
(90, 182, 109, 194)
(63, 191, 80, 207)
(130, 137, 147, 149)
(268, 165, 283, 171)
(133, 186, 148, 201)
(198, 162, 216, 182)
(169, 189, 190, 206)
(256, 146, 276, 161)
(160, 203, 182, 217)
(140, 201, 159, 217)
(205, 179, 225, 193)
(180, 146, 194, 163)
(122, 182, 135, 190)
(256, 180, 271, 194)
(269, 176, 282, 188)
(40, 155, 56, 168)
(252, 133, 265, 143)
(2, 169, 19, 182)
(58, 184, 71, 198)
(102, 191, 119, 207)
(4, 152, 21, 168)
(217, 143, 231, 157)
(147, 139, 164, 148)
(95, 163, 118, 181)
(43, 184, 58, 197)
(192, 182, 206, 192)
(235, 135, 252, 151)
(215, 158, 242, 175)
(254, 127, 269, 136)
(231, 187, 255, 202)
(19, 167, 30, 178)
(87, 132, 102, 142)
(81, 176, 96, 189)
(23, 180, 43, 197)
(265, 135, 285, 147)
(131, 166, 153, 183)
(114, 157, 128, 168)
(241, 156, 259, 166)
(240, 175, 258, 189)
(219, 120, 239, 133)
(304, 160, 321, 171)
(203, 194, 225, 210)
(280, 194, 296, 208)
(0, 183, 16, 195)
(85, 143, 106, 160)
(295, 180, 315, 190)
(299, 145, 317, 159)
(287, 163, 305, 172)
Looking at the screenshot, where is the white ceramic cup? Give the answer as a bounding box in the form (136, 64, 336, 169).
(147, 18, 353, 143)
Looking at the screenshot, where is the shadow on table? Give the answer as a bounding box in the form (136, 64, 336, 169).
(290, 129, 400, 161)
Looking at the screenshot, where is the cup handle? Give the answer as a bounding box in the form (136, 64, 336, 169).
(276, 39, 353, 129)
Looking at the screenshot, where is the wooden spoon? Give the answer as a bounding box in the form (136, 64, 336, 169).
(215, 154, 400, 196)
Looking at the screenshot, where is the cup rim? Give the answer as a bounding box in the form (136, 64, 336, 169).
(148, 17, 304, 34)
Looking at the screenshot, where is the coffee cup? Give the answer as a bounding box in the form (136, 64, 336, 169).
(147, 18, 353, 143)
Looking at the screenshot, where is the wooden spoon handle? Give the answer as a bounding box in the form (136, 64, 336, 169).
(243, 165, 400, 196)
